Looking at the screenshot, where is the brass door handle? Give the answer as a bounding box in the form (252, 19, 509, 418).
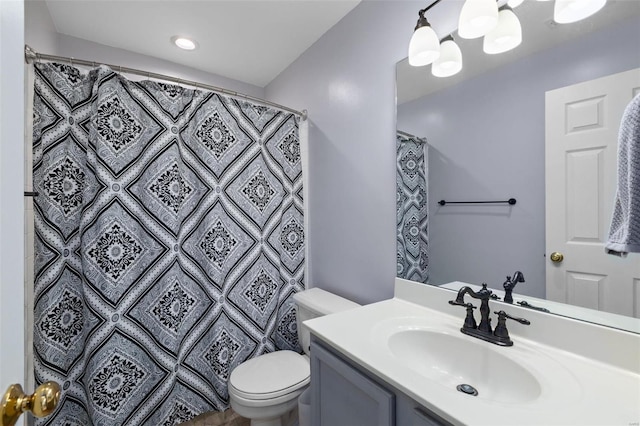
(550, 252, 564, 263)
(1, 381, 60, 426)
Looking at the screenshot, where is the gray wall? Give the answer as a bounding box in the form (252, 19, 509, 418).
(25, 0, 59, 55)
(266, 1, 462, 304)
(266, 0, 640, 303)
(397, 17, 640, 298)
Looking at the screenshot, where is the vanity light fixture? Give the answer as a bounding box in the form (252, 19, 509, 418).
(172, 36, 198, 51)
(483, 5, 522, 54)
(409, 0, 607, 78)
(432, 36, 463, 77)
(458, 0, 499, 39)
(554, 0, 607, 23)
(408, 8, 441, 66)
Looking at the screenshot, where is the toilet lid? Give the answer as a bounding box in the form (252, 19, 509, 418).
(229, 351, 310, 400)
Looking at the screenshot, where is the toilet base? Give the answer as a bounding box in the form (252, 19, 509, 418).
(249, 407, 298, 426)
(250, 417, 282, 426)
(230, 388, 303, 426)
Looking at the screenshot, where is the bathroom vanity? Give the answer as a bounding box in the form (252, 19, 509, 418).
(304, 278, 640, 426)
(311, 337, 450, 426)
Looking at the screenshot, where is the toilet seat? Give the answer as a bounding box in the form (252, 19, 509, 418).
(229, 350, 310, 402)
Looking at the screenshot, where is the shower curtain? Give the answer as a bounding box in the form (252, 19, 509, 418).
(396, 133, 429, 283)
(32, 63, 305, 425)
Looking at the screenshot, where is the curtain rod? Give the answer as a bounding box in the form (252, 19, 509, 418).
(397, 130, 426, 142)
(24, 45, 307, 121)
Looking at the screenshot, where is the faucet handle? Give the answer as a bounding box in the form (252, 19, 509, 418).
(449, 301, 477, 329)
(494, 310, 530, 325)
(493, 310, 529, 345)
(517, 300, 550, 313)
(449, 301, 476, 309)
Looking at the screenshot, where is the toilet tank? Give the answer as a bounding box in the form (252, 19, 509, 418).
(293, 288, 360, 355)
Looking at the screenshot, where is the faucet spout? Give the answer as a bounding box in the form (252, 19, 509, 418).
(512, 271, 525, 285)
(452, 286, 477, 305)
(452, 285, 491, 304)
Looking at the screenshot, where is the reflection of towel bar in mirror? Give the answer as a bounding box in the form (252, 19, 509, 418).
(438, 198, 517, 206)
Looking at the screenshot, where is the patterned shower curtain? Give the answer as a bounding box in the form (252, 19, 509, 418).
(396, 133, 429, 283)
(32, 63, 304, 425)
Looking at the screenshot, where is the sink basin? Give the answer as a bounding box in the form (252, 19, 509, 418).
(388, 329, 542, 404)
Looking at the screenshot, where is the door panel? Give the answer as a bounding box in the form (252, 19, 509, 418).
(565, 272, 606, 310)
(546, 68, 640, 317)
(1, 0, 26, 401)
(566, 147, 604, 242)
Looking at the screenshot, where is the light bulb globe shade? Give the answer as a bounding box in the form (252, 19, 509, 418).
(483, 9, 522, 54)
(458, 0, 499, 39)
(432, 39, 463, 77)
(408, 25, 441, 66)
(554, 0, 607, 23)
(507, 0, 525, 8)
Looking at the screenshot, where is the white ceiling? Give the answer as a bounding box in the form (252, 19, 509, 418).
(397, 0, 640, 104)
(44, 0, 361, 88)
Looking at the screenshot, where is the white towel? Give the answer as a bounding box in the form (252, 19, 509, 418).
(606, 93, 640, 256)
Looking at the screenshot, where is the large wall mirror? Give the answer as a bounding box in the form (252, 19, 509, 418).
(396, 0, 640, 332)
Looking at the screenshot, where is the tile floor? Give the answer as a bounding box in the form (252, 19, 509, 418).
(179, 409, 250, 426)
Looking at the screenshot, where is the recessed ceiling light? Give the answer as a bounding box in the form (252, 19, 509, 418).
(171, 36, 198, 51)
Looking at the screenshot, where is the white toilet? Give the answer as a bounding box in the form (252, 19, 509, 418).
(228, 288, 360, 426)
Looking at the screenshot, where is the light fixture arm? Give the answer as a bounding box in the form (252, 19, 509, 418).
(423, 0, 443, 13)
(415, 0, 444, 29)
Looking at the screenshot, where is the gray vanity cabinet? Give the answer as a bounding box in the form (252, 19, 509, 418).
(310, 337, 451, 426)
(395, 393, 450, 426)
(310, 341, 394, 426)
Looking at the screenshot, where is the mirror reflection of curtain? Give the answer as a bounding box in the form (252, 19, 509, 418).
(396, 133, 428, 283)
(32, 63, 304, 424)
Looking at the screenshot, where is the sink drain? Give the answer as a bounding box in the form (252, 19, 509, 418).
(456, 384, 478, 396)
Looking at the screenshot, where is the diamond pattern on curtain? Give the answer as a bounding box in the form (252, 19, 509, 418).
(32, 63, 304, 425)
(396, 133, 429, 283)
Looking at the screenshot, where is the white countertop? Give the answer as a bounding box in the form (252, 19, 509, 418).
(304, 279, 640, 426)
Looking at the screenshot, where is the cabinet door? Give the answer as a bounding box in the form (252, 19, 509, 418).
(396, 393, 451, 426)
(311, 341, 395, 426)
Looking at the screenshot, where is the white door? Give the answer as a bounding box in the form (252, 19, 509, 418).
(1, 0, 27, 424)
(546, 68, 640, 317)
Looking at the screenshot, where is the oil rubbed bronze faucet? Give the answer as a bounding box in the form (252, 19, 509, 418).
(503, 271, 525, 304)
(449, 284, 530, 346)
